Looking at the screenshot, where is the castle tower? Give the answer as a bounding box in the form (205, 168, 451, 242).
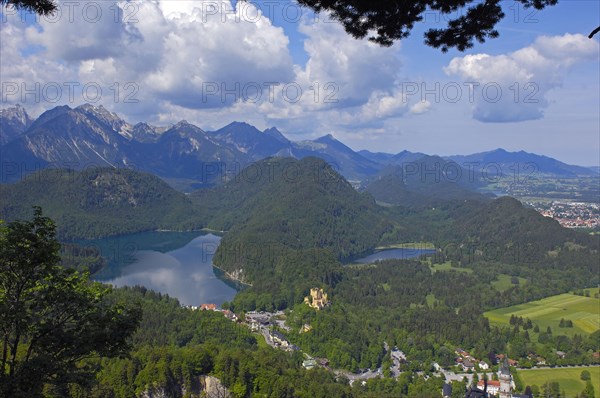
(304, 288, 328, 310)
(498, 357, 512, 398)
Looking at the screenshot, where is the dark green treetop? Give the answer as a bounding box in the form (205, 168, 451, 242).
(0, 207, 141, 397)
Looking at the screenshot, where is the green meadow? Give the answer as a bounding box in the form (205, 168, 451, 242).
(517, 366, 600, 398)
(429, 261, 473, 274)
(375, 242, 435, 250)
(491, 274, 528, 292)
(485, 289, 600, 337)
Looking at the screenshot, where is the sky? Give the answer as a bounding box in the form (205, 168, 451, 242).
(1, 0, 599, 166)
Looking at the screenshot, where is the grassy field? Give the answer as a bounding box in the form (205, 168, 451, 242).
(375, 242, 435, 250)
(426, 294, 437, 307)
(485, 289, 600, 337)
(254, 332, 270, 349)
(517, 366, 600, 397)
(491, 274, 528, 292)
(429, 262, 473, 274)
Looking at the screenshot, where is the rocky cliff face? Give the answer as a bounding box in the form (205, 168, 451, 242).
(200, 376, 231, 398)
(0, 104, 33, 145)
(139, 375, 230, 398)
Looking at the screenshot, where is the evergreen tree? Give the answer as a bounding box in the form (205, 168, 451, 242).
(525, 385, 533, 398)
(581, 381, 595, 398)
(0, 0, 56, 15)
(581, 370, 591, 381)
(296, 0, 560, 51)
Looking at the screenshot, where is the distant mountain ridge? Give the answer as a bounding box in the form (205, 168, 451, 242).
(0, 104, 33, 145)
(1, 104, 595, 190)
(365, 156, 489, 207)
(447, 148, 596, 177)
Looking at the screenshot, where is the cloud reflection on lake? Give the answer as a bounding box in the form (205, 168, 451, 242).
(103, 234, 237, 306)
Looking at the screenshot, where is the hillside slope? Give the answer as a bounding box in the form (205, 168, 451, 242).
(0, 168, 201, 239)
(191, 157, 392, 286)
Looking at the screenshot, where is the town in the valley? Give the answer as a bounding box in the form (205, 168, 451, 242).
(192, 288, 555, 398)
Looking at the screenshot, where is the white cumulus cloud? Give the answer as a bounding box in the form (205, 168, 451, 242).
(410, 100, 431, 115)
(1, 0, 294, 116)
(444, 33, 598, 123)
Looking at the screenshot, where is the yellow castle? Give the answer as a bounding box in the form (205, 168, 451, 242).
(304, 288, 329, 310)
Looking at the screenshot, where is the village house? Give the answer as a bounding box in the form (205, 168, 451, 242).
(442, 383, 452, 398)
(254, 315, 271, 325)
(249, 319, 260, 332)
(222, 309, 238, 321)
(455, 348, 469, 357)
(247, 314, 271, 331)
(454, 348, 491, 373)
(536, 356, 546, 365)
(200, 303, 217, 311)
(477, 380, 501, 396)
(302, 359, 317, 370)
(271, 330, 289, 347)
(461, 359, 475, 371)
(526, 352, 545, 365)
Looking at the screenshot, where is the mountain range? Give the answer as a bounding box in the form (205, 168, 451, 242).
(1, 104, 596, 191)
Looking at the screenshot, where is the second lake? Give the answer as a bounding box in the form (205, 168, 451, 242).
(350, 248, 437, 264)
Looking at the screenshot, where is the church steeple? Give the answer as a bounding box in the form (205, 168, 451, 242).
(498, 356, 512, 398)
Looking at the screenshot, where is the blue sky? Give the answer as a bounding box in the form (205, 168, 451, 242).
(1, 0, 599, 165)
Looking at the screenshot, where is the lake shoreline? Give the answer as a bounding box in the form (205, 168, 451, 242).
(211, 263, 253, 287)
(63, 227, 228, 244)
(85, 232, 238, 306)
(345, 247, 437, 266)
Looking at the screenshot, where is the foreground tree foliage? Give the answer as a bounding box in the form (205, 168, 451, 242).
(296, 0, 559, 50)
(83, 286, 448, 398)
(3, 0, 570, 52)
(0, 0, 56, 15)
(0, 207, 141, 397)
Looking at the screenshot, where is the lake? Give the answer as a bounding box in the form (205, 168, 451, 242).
(350, 248, 437, 264)
(80, 231, 239, 306)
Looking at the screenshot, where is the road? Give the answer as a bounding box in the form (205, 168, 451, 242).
(241, 311, 599, 386)
(334, 368, 382, 385)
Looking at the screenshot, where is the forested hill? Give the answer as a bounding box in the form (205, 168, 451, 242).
(0, 168, 202, 239)
(190, 157, 598, 290)
(365, 172, 486, 207)
(434, 195, 598, 261)
(379, 194, 600, 291)
(191, 157, 393, 285)
(383, 191, 598, 263)
(446, 196, 600, 288)
(364, 155, 488, 207)
(455, 196, 591, 248)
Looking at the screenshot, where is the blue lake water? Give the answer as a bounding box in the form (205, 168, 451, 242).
(350, 248, 437, 264)
(80, 232, 436, 303)
(80, 232, 238, 306)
